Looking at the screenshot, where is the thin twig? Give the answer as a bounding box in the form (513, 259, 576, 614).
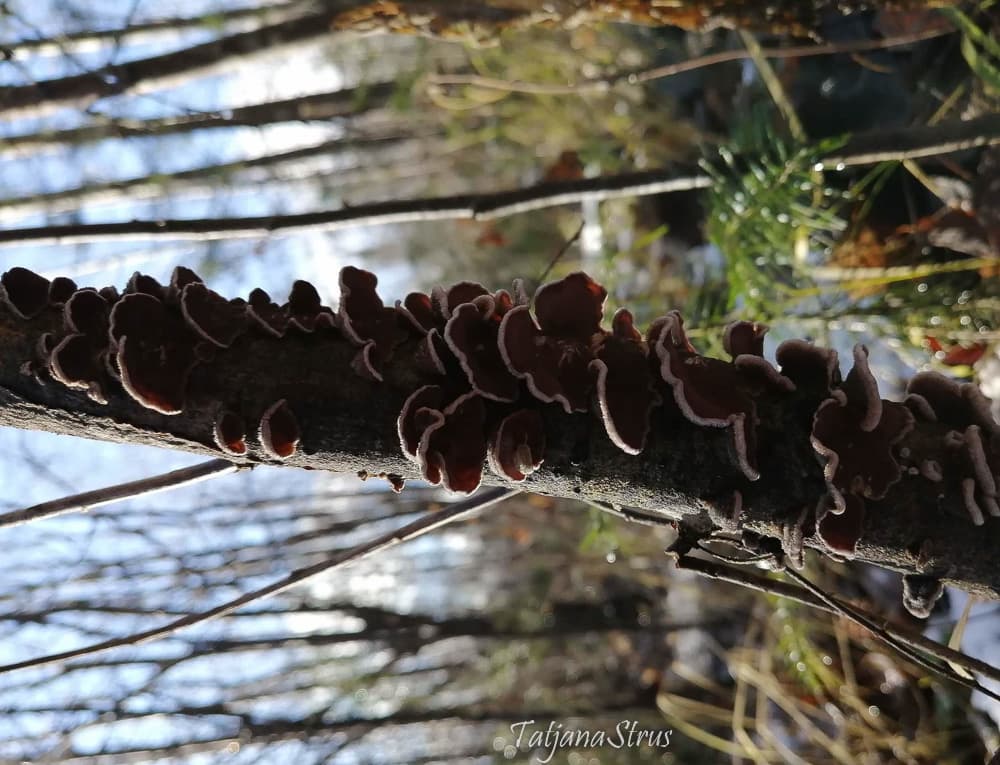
(537, 220, 584, 283)
(0, 459, 243, 529)
(675, 555, 1000, 689)
(2, 114, 996, 247)
(0, 487, 517, 675)
(426, 28, 953, 96)
(778, 565, 1000, 702)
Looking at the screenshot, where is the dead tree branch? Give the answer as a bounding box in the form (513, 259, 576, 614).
(2, 115, 996, 246)
(0, 458, 243, 529)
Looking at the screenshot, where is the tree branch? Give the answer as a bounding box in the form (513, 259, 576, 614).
(1, 267, 998, 600)
(0, 6, 358, 120)
(3, 83, 404, 152)
(0, 458, 242, 529)
(0, 132, 432, 219)
(427, 27, 953, 96)
(675, 555, 1000, 686)
(3, 1, 307, 60)
(0, 487, 516, 674)
(2, 115, 996, 245)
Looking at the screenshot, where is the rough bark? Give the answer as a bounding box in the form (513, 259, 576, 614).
(1, 267, 998, 601)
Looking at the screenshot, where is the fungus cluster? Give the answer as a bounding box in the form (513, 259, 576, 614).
(3, 263, 998, 600)
(809, 346, 915, 557)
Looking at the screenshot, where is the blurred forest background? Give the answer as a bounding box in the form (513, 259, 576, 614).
(1, 0, 1000, 762)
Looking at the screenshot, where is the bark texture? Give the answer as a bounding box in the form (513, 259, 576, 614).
(0, 265, 998, 601)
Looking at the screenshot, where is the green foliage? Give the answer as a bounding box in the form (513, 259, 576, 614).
(701, 122, 849, 320)
(942, 3, 1000, 94)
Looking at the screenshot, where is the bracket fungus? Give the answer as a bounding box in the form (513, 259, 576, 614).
(415, 392, 488, 494)
(498, 272, 607, 413)
(337, 266, 400, 382)
(10, 261, 1000, 586)
(47, 276, 78, 306)
(247, 288, 287, 338)
(398, 384, 447, 461)
(775, 339, 840, 393)
(444, 297, 519, 402)
(110, 293, 200, 415)
(286, 280, 335, 332)
(811, 345, 914, 514)
(48, 288, 112, 404)
(905, 371, 1000, 525)
(649, 311, 761, 480)
(180, 282, 248, 348)
(589, 308, 657, 455)
(1, 267, 50, 319)
(816, 494, 866, 558)
(259, 399, 300, 460)
(901, 574, 945, 619)
(487, 409, 545, 482)
(214, 410, 248, 456)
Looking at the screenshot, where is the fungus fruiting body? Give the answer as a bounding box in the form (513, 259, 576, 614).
(5, 263, 997, 579)
(1, 267, 50, 319)
(259, 399, 300, 460)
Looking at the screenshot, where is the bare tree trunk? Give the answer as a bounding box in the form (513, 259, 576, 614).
(1, 267, 998, 600)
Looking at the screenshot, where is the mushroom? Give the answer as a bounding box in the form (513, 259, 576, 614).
(214, 410, 247, 456)
(110, 293, 199, 415)
(64, 288, 109, 338)
(398, 385, 447, 460)
(649, 311, 760, 480)
(416, 392, 488, 494)
(775, 339, 840, 393)
(498, 272, 607, 413)
(810, 345, 914, 513)
(259, 399, 300, 459)
(723, 320, 767, 359)
(49, 334, 108, 403)
(589, 308, 657, 455)
(167, 266, 203, 303)
(816, 494, 865, 558)
(431, 281, 490, 321)
(444, 297, 519, 402)
(125, 272, 166, 299)
(48, 276, 78, 305)
(1, 267, 50, 319)
(487, 408, 545, 481)
(48, 288, 112, 403)
(906, 371, 1000, 524)
(901, 574, 944, 619)
(906, 371, 998, 435)
(286, 279, 335, 332)
(180, 282, 248, 348)
(337, 266, 400, 382)
(246, 288, 287, 338)
(395, 291, 437, 334)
